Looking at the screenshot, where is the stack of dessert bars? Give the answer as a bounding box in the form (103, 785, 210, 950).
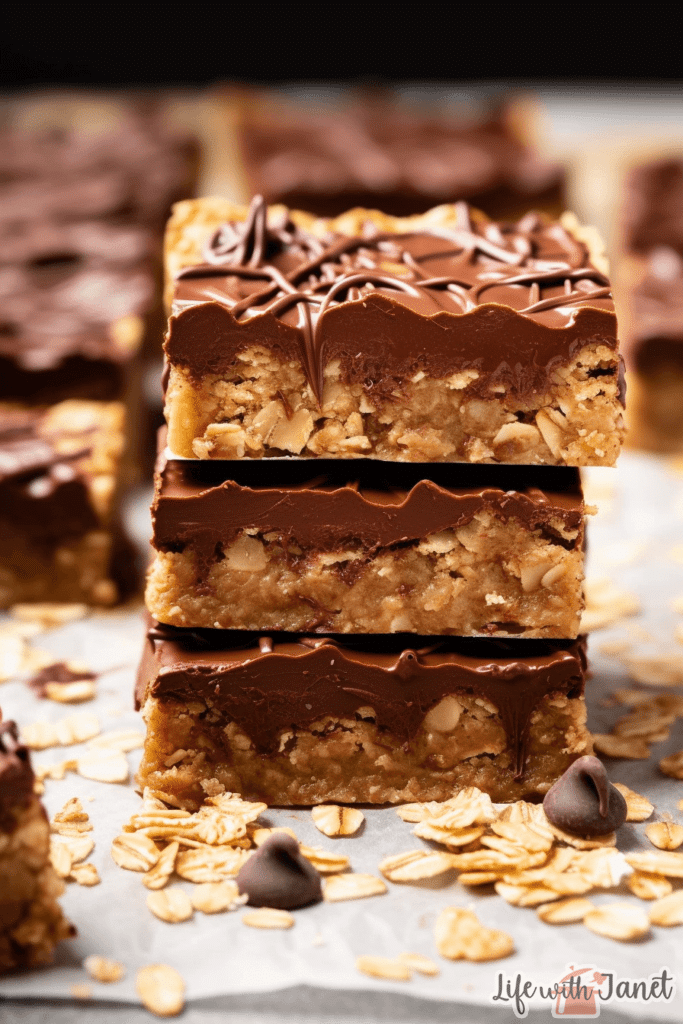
(138, 196, 624, 810)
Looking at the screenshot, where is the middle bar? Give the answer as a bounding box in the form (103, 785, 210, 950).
(147, 448, 586, 638)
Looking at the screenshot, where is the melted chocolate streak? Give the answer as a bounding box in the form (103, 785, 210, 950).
(177, 196, 611, 400)
(141, 626, 586, 779)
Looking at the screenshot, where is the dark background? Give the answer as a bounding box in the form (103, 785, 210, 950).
(1, 9, 674, 89)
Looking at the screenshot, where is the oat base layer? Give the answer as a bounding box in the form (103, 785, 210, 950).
(137, 692, 592, 810)
(166, 343, 623, 465)
(147, 510, 584, 637)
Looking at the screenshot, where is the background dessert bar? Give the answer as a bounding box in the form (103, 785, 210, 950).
(229, 88, 566, 220)
(0, 400, 129, 607)
(0, 718, 73, 972)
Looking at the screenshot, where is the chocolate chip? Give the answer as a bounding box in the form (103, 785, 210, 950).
(236, 833, 322, 910)
(543, 755, 628, 836)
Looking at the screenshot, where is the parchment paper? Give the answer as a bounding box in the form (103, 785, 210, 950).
(1, 450, 683, 1019)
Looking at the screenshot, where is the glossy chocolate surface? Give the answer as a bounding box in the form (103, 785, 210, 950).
(0, 719, 35, 830)
(153, 447, 583, 555)
(236, 91, 564, 219)
(167, 199, 617, 402)
(0, 408, 97, 540)
(137, 621, 587, 778)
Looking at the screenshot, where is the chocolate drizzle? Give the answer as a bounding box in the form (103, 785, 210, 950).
(137, 622, 587, 780)
(169, 199, 617, 403)
(0, 718, 35, 830)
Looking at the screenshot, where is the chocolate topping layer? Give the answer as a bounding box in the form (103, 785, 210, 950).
(0, 118, 198, 231)
(0, 218, 152, 400)
(167, 199, 617, 402)
(624, 248, 683, 372)
(153, 449, 583, 556)
(0, 719, 35, 830)
(0, 408, 98, 540)
(137, 621, 587, 778)
(236, 90, 564, 219)
(623, 158, 683, 255)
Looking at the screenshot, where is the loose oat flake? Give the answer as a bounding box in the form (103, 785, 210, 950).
(659, 750, 683, 779)
(299, 846, 350, 874)
(583, 902, 650, 941)
(536, 898, 595, 924)
(174, 846, 249, 883)
(626, 871, 673, 901)
(111, 832, 161, 872)
(626, 850, 683, 877)
(355, 955, 411, 981)
(311, 804, 364, 837)
(397, 952, 440, 976)
(613, 782, 654, 821)
(591, 734, 650, 760)
(70, 863, 101, 886)
(21, 712, 100, 750)
(242, 907, 294, 929)
(143, 841, 179, 890)
(136, 964, 185, 1017)
(645, 820, 683, 850)
(434, 907, 514, 962)
(84, 955, 125, 983)
(190, 881, 244, 914)
(146, 886, 194, 923)
(323, 873, 387, 902)
(379, 849, 455, 882)
(648, 890, 683, 926)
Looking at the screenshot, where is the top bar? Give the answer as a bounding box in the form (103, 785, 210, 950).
(164, 198, 624, 465)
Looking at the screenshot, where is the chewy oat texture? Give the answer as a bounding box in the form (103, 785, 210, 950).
(163, 198, 623, 465)
(148, 458, 587, 638)
(135, 626, 591, 807)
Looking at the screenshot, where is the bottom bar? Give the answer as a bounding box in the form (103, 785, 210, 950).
(136, 623, 591, 809)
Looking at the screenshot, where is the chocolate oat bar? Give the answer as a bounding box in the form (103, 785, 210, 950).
(147, 450, 587, 638)
(164, 198, 623, 465)
(0, 718, 73, 972)
(618, 247, 683, 452)
(0, 218, 150, 405)
(230, 88, 565, 220)
(0, 400, 130, 607)
(136, 622, 591, 807)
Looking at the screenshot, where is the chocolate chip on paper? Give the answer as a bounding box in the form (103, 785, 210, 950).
(543, 756, 627, 837)
(236, 833, 322, 910)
